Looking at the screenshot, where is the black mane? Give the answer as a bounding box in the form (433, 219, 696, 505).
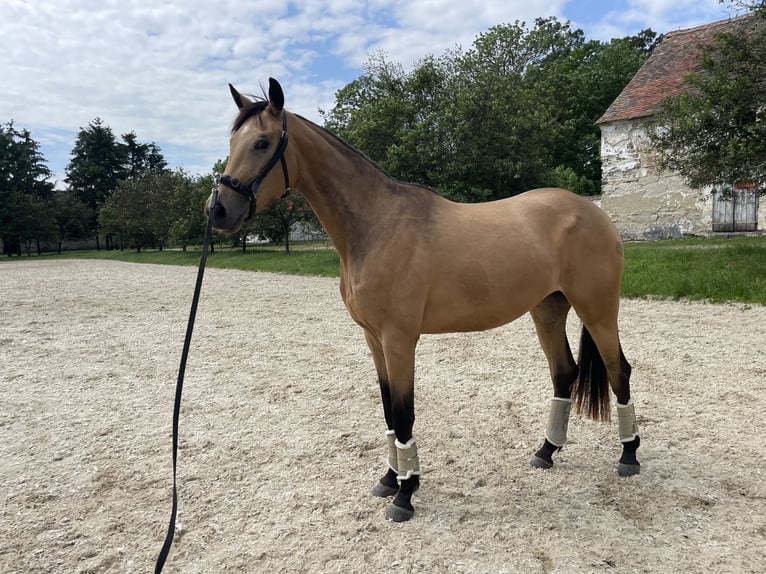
(230, 103, 437, 196)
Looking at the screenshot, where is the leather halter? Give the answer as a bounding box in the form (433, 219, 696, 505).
(219, 112, 291, 219)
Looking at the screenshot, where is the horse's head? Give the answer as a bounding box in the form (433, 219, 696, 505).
(206, 78, 293, 233)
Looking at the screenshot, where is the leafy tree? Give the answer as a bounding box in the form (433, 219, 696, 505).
(168, 169, 210, 250)
(533, 29, 657, 194)
(66, 119, 168, 247)
(0, 121, 56, 255)
(323, 18, 653, 201)
(99, 171, 173, 251)
(252, 192, 315, 252)
(15, 195, 57, 255)
(50, 190, 91, 253)
(447, 19, 589, 200)
(650, 9, 766, 194)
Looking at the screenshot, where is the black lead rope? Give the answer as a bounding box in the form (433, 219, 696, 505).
(155, 179, 219, 573)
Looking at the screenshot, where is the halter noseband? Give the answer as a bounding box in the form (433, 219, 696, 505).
(219, 112, 291, 219)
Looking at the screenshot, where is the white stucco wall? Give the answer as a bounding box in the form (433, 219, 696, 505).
(599, 119, 713, 240)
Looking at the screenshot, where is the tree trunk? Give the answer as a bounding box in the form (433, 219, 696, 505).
(283, 222, 290, 253)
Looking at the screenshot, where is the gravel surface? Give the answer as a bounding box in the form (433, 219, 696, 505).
(1, 259, 765, 573)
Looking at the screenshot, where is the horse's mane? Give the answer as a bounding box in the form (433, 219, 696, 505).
(231, 100, 437, 195)
(295, 114, 391, 175)
(295, 114, 438, 195)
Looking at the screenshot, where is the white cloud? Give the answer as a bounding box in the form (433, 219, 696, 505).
(0, 0, 732, 184)
(575, 0, 733, 40)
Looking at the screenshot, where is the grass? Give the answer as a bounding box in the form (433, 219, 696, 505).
(5, 236, 766, 305)
(16, 242, 341, 277)
(622, 236, 766, 305)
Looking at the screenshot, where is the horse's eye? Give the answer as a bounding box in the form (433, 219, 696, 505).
(254, 139, 269, 151)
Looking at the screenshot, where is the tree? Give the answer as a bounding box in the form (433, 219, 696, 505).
(168, 169, 210, 251)
(50, 190, 91, 253)
(322, 18, 654, 202)
(0, 122, 56, 255)
(122, 131, 167, 179)
(65, 119, 167, 247)
(15, 195, 57, 255)
(650, 10, 766, 194)
(65, 118, 126, 245)
(724, 0, 765, 13)
(99, 171, 173, 251)
(252, 192, 315, 252)
(533, 29, 657, 194)
(447, 19, 589, 200)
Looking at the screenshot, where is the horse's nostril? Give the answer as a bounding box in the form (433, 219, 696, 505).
(211, 202, 226, 221)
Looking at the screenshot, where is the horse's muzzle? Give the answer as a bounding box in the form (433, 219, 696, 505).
(205, 194, 242, 233)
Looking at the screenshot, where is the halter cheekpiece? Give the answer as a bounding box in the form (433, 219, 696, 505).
(219, 111, 291, 219)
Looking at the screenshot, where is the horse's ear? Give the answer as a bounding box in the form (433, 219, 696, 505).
(268, 78, 284, 114)
(229, 84, 250, 109)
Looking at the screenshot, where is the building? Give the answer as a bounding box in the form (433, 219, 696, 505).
(597, 14, 764, 239)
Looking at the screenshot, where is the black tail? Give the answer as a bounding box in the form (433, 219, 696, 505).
(573, 326, 611, 422)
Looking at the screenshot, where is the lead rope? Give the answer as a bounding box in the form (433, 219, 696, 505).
(154, 176, 219, 573)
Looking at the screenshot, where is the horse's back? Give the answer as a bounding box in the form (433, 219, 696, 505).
(434, 187, 621, 262)
(344, 186, 623, 335)
(404, 188, 621, 333)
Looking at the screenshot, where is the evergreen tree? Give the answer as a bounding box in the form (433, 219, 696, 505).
(0, 122, 56, 255)
(65, 118, 126, 244)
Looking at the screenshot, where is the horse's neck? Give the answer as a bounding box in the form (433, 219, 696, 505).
(291, 118, 397, 259)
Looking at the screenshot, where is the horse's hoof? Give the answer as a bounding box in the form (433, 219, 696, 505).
(617, 462, 640, 477)
(529, 455, 553, 470)
(386, 503, 414, 522)
(371, 481, 399, 498)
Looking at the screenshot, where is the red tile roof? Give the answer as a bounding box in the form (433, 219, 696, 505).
(597, 13, 760, 124)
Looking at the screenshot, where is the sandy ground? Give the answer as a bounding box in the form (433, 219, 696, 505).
(1, 259, 765, 574)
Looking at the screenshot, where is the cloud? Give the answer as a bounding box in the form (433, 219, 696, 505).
(571, 0, 733, 41)
(0, 0, 733, 184)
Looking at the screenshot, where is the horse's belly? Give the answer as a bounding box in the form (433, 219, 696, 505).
(420, 282, 547, 334)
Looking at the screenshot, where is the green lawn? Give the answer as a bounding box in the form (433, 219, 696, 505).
(16, 242, 341, 277)
(5, 236, 766, 305)
(622, 236, 766, 305)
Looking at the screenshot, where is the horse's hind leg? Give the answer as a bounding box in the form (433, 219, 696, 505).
(576, 317, 641, 476)
(528, 292, 579, 470)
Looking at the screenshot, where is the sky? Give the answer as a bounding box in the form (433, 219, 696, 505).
(1, 0, 744, 188)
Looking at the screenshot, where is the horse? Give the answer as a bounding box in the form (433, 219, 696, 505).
(206, 78, 641, 522)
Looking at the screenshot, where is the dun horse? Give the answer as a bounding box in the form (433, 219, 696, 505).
(206, 79, 641, 522)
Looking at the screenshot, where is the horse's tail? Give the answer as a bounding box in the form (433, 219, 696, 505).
(572, 326, 611, 422)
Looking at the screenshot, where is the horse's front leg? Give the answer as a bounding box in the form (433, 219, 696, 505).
(365, 330, 420, 522)
(364, 331, 399, 497)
